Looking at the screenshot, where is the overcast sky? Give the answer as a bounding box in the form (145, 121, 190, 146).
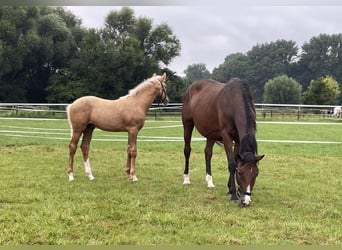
(67, 3, 342, 76)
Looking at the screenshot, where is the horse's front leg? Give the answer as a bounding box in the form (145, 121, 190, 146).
(125, 145, 131, 177)
(126, 130, 138, 182)
(227, 151, 238, 201)
(222, 136, 239, 201)
(204, 139, 216, 188)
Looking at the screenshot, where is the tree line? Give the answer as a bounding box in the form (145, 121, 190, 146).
(1, 6, 342, 105)
(186, 36, 342, 105)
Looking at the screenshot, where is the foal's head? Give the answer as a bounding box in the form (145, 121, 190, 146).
(153, 72, 169, 105)
(235, 152, 264, 207)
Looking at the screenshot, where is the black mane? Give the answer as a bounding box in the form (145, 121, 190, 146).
(227, 78, 257, 154)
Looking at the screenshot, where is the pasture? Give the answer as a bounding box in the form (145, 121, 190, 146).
(0, 117, 341, 245)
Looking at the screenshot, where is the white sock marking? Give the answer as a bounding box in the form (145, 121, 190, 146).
(206, 174, 215, 188)
(68, 172, 74, 181)
(84, 159, 95, 180)
(183, 174, 190, 185)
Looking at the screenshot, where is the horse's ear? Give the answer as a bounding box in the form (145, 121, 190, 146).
(152, 73, 156, 77)
(255, 154, 265, 162)
(161, 72, 166, 81)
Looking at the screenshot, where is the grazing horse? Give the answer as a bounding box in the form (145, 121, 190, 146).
(182, 78, 264, 206)
(66, 73, 168, 182)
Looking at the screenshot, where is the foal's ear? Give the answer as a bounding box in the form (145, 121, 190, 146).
(152, 73, 156, 77)
(255, 154, 265, 162)
(161, 72, 166, 81)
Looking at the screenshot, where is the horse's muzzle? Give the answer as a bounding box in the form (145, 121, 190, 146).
(162, 96, 169, 105)
(240, 198, 251, 207)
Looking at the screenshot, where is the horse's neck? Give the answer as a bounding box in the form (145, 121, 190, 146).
(132, 88, 158, 112)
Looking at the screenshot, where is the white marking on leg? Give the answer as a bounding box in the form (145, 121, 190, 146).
(84, 158, 95, 180)
(206, 174, 215, 188)
(68, 172, 74, 181)
(183, 174, 190, 185)
(132, 175, 138, 182)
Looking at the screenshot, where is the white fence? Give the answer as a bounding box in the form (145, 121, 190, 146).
(0, 103, 340, 120)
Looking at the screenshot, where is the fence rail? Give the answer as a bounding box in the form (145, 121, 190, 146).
(0, 103, 340, 120)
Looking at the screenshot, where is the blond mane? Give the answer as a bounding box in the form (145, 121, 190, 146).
(128, 76, 158, 96)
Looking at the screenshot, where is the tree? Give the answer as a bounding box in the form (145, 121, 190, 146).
(211, 53, 250, 83)
(184, 63, 211, 83)
(211, 40, 298, 102)
(297, 34, 342, 88)
(246, 39, 298, 102)
(263, 75, 302, 104)
(47, 7, 181, 102)
(161, 68, 185, 102)
(0, 6, 82, 102)
(302, 76, 341, 105)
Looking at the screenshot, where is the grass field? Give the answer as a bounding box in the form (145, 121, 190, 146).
(0, 117, 341, 245)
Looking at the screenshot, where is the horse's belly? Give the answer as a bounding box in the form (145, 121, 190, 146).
(193, 119, 221, 139)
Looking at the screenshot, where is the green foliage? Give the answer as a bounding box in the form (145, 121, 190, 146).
(263, 75, 302, 104)
(2, 5, 342, 104)
(0, 6, 81, 102)
(49, 7, 181, 102)
(184, 63, 211, 83)
(302, 76, 341, 105)
(0, 6, 181, 103)
(298, 34, 342, 88)
(212, 40, 298, 102)
(211, 53, 250, 83)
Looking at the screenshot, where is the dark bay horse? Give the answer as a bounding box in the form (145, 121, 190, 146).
(182, 78, 264, 206)
(66, 73, 168, 182)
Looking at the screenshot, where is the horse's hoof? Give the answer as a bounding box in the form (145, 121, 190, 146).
(132, 176, 138, 182)
(88, 175, 95, 181)
(68, 173, 74, 181)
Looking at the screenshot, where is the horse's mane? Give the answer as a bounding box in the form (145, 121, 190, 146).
(240, 133, 258, 154)
(228, 78, 257, 154)
(128, 76, 158, 96)
(240, 81, 256, 133)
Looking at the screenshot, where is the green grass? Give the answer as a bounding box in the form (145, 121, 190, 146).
(0, 118, 341, 245)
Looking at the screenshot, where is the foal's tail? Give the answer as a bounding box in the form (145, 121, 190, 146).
(66, 104, 73, 138)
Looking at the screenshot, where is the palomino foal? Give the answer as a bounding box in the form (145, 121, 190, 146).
(66, 73, 168, 181)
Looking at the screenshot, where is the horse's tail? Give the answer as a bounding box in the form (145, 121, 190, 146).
(66, 104, 73, 138)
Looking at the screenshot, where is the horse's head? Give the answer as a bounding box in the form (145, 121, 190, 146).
(153, 72, 169, 105)
(235, 152, 264, 207)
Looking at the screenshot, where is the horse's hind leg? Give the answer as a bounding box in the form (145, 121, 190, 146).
(68, 131, 82, 181)
(183, 119, 194, 185)
(80, 124, 95, 180)
(205, 139, 215, 188)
